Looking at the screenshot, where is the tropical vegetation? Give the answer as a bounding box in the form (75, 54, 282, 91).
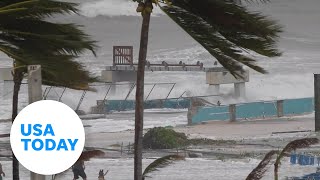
(0, 0, 97, 179)
(132, 0, 282, 179)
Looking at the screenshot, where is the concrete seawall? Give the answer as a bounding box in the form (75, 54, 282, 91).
(188, 97, 314, 125)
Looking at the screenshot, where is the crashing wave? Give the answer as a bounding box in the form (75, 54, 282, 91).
(79, 0, 164, 17)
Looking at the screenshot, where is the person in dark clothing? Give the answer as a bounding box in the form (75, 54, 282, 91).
(98, 169, 108, 180)
(72, 160, 87, 180)
(0, 163, 5, 180)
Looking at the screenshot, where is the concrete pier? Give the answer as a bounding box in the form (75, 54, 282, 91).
(206, 70, 249, 98)
(209, 84, 220, 95)
(234, 82, 246, 98)
(101, 65, 249, 98)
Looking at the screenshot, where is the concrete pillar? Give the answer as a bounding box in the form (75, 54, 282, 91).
(209, 84, 220, 95)
(28, 65, 42, 103)
(315, 74, 320, 132)
(277, 100, 284, 117)
(187, 106, 193, 125)
(187, 98, 198, 125)
(100, 70, 137, 96)
(0, 67, 13, 99)
(234, 82, 246, 98)
(92, 100, 106, 114)
(229, 104, 236, 122)
(28, 65, 45, 180)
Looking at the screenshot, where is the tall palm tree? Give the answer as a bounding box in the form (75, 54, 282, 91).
(133, 0, 282, 179)
(0, 0, 97, 179)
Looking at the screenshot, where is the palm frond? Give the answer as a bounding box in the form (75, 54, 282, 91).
(0, 20, 98, 56)
(0, 0, 78, 18)
(236, 0, 270, 4)
(0, 44, 98, 90)
(246, 150, 278, 180)
(0, 0, 38, 10)
(0, 0, 98, 91)
(275, 138, 319, 165)
(0, 8, 28, 14)
(160, 0, 282, 76)
(143, 155, 185, 178)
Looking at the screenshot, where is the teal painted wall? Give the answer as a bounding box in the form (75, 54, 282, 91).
(192, 106, 229, 123)
(283, 98, 314, 116)
(104, 98, 190, 112)
(191, 98, 314, 124)
(236, 101, 277, 119)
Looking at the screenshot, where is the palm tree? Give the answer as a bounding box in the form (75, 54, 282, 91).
(142, 155, 185, 180)
(246, 150, 278, 180)
(133, 0, 282, 179)
(0, 1, 97, 179)
(274, 138, 319, 180)
(246, 138, 319, 180)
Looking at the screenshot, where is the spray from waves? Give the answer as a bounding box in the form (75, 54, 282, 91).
(79, 0, 164, 17)
(148, 46, 220, 67)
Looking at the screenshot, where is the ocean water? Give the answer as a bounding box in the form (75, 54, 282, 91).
(1, 2, 320, 179)
(1, 0, 320, 118)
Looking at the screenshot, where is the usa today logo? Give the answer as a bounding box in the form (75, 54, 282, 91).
(10, 100, 85, 175)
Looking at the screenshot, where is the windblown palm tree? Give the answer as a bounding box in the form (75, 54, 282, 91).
(246, 150, 278, 180)
(246, 138, 319, 180)
(0, 0, 97, 179)
(274, 138, 319, 180)
(132, 0, 282, 179)
(143, 155, 185, 179)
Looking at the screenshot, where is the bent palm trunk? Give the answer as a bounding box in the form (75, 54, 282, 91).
(12, 68, 24, 180)
(134, 0, 152, 179)
(274, 163, 278, 180)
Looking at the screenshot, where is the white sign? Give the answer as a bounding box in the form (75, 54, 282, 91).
(10, 100, 85, 175)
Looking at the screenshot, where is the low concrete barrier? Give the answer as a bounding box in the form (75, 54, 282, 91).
(99, 98, 191, 113)
(188, 97, 314, 125)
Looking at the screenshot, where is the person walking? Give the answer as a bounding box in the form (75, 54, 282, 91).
(0, 163, 5, 180)
(72, 160, 86, 180)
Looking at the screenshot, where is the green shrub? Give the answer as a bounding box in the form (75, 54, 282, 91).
(143, 127, 188, 149)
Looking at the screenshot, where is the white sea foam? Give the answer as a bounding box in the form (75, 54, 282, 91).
(0, 157, 316, 179)
(79, 0, 164, 17)
(1, 0, 320, 120)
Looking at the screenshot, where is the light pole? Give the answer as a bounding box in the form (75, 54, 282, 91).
(314, 74, 320, 132)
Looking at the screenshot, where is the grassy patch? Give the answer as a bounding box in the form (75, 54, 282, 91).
(143, 127, 188, 149)
(143, 127, 236, 149)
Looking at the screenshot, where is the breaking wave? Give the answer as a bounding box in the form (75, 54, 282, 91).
(79, 0, 164, 17)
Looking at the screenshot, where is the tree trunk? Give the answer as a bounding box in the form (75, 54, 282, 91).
(274, 163, 278, 180)
(12, 68, 24, 180)
(134, 1, 152, 180)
